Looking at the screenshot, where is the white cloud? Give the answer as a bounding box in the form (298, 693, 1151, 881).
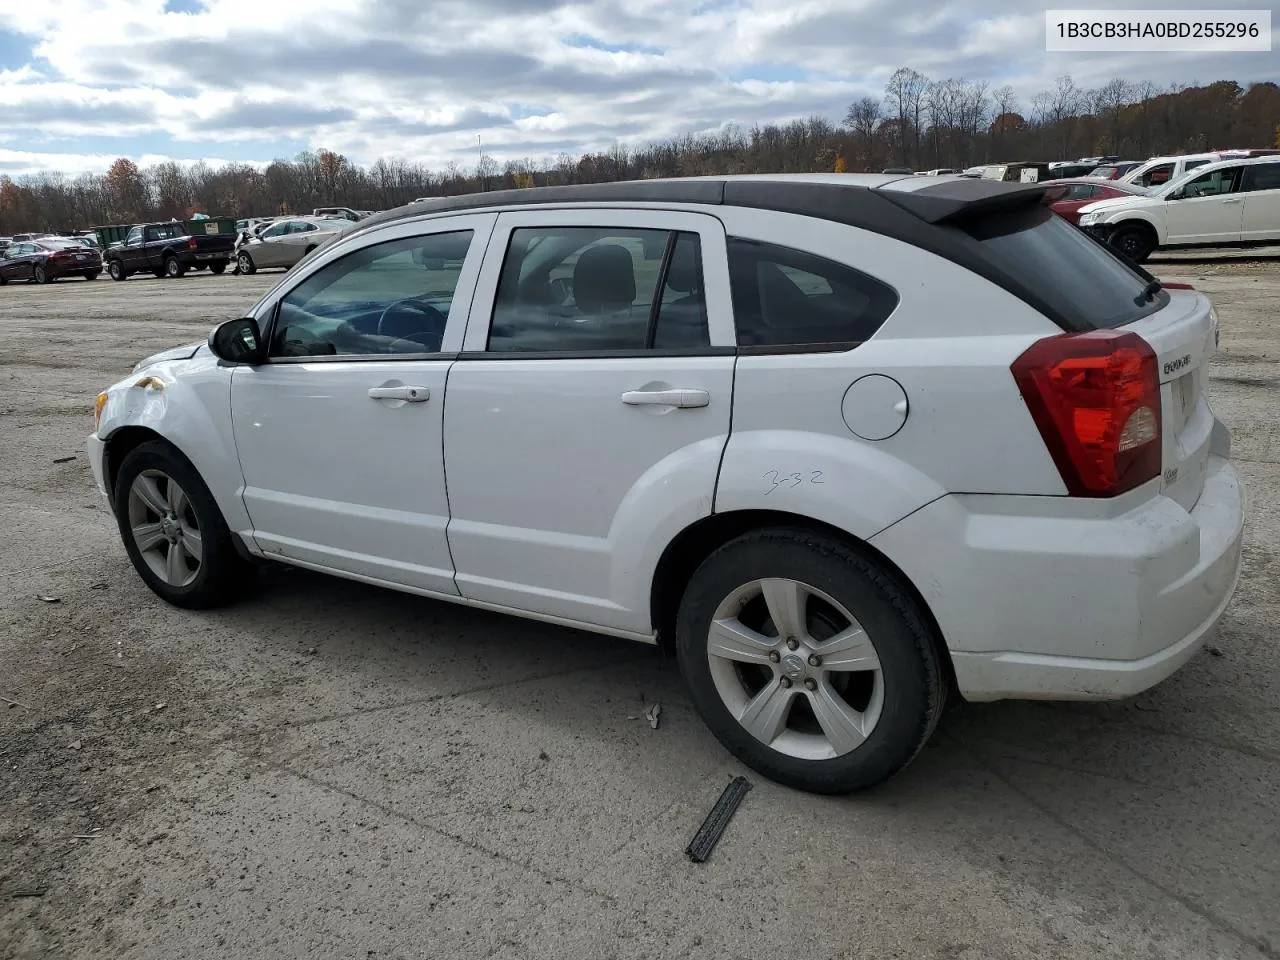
(0, 0, 1276, 176)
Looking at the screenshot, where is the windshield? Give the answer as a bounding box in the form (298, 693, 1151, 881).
(962, 205, 1163, 329)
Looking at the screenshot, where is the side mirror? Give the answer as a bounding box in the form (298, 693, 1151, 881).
(209, 317, 265, 364)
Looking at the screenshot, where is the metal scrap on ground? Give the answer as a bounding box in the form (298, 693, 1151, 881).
(685, 776, 753, 863)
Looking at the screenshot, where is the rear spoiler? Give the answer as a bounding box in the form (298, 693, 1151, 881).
(876, 179, 1051, 224)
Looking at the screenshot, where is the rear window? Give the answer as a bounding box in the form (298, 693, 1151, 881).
(961, 206, 1161, 329)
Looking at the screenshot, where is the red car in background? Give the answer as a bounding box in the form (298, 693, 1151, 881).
(1041, 177, 1152, 225)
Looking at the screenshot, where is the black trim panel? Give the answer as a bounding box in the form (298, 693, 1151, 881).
(266, 352, 459, 364)
(455, 347, 737, 361)
(737, 341, 862, 355)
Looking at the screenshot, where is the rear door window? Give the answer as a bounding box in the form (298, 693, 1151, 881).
(962, 206, 1159, 329)
(726, 239, 899, 350)
(487, 227, 710, 353)
(1243, 162, 1280, 192)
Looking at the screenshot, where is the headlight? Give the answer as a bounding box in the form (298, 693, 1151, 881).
(94, 392, 108, 433)
(1078, 212, 1097, 226)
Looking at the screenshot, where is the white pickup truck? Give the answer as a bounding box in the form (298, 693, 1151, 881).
(1079, 156, 1280, 262)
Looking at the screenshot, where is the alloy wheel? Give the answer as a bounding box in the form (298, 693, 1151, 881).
(707, 578, 884, 761)
(127, 469, 202, 587)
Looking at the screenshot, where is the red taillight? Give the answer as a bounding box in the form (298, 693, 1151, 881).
(188, 236, 198, 250)
(1160, 281, 1194, 290)
(1012, 330, 1162, 497)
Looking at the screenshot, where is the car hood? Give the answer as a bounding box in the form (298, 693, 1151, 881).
(132, 341, 205, 372)
(1078, 194, 1157, 216)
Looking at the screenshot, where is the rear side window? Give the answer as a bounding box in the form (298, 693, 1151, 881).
(1244, 163, 1280, 192)
(962, 206, 1156, 329)
(726, 239, 898, 350)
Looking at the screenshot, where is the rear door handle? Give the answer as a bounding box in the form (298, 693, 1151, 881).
(368, 386, 430, 402)
(621, 388, 709, 408)
(1221, 197, 1241, 203)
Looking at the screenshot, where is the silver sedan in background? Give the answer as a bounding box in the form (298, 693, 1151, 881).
(234, 217, 350, 274)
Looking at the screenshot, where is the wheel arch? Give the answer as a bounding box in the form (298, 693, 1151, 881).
(103, 426, 188, 506)
(649, 508, 956, 690)
(1110, 216, 1160, 242)
(103, 425, 257, 563)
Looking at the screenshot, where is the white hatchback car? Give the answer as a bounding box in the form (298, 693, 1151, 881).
(88, 175, 1245, 793)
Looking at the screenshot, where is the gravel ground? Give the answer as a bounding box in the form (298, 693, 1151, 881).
(2, 259, 1278, 960)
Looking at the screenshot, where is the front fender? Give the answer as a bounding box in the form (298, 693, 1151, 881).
(1101, 210, 1164, 242)
(714, 429, 946, 542)
(96, 354, 250, 535)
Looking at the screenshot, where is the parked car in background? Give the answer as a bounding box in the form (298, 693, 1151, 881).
(1214, 148, 1280, 159)
(88, 174, 1242, 795)
(1121, 153, 1219, 188)
(1045, 162, 1097, 179)
(1079, 155, 1280, 261)
(104, 222, 235, 280)
(10, 232, 55, 243)
(312, 206, 367, 222)
(881, 167, 913, 174)
(1088, 162, 1143, 180)
(234, 216, 349, 274)
(0, 237, 102, 283)
(235, 217, 276, 236)
(916, 168, 958, 176)
(981, 161, 1053, 182)
(1041, 178, 1152, 224)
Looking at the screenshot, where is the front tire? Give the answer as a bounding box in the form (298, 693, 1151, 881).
(236, 252, 256, 275)
(108, 260, 127, 281)
(1109, 224, 1156, 263)
(676, 529, 945, 794)
(113, 440, 249, 609)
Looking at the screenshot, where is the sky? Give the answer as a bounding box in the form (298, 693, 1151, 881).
(0, 0, 1276, 177)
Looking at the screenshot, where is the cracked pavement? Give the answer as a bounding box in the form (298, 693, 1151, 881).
(2, 260, 1278, 959)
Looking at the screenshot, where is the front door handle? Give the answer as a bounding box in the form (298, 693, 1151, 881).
(1221, 197, 1241, 203)
(621, 388, 709, 408)
(368, 385, 430, 402)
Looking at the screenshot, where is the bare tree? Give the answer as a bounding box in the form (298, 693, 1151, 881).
(843, 96, 882, 171)
(884, 67, 929, 167)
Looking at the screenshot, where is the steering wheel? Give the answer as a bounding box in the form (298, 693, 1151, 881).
(376, 297, 448, 350)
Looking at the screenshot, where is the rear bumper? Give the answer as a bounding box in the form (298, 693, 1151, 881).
(48, 259, 102, 276)
(870, 448, 1244, 702)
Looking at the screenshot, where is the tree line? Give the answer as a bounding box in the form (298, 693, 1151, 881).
(1, 72, 1277, 234)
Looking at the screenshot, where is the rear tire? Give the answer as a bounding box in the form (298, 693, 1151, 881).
(675, 528, 945, 794)
(33, 264, 48, 284)
(108, 260, 127, 281)
(83, 269, 100, 280)
(163, 256, 185, 278)
(113, 440, 249, 609)
(208, 260, 227, 275)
